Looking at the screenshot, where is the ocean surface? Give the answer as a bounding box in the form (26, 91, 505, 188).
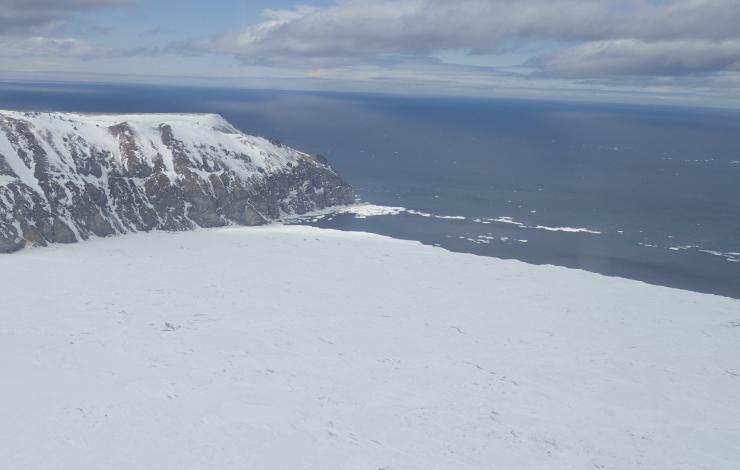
(1, 81, 739, 298)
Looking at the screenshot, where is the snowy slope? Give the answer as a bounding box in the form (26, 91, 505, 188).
(0, 111, 354, 252)
(1, 225, 738, 469)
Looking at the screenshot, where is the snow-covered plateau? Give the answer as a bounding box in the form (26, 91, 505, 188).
(1, 225, 739, 469)
(0, 111, 355, 252)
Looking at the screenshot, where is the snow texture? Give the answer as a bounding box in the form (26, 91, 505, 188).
(1, 225, 738, 469)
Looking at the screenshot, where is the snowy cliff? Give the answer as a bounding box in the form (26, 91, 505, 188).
(0, 111, 355, 252)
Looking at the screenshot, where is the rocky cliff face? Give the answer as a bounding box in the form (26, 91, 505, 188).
(0, 111, 355, 252)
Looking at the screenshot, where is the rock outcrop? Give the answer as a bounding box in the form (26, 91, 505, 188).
(0, 111, 355, 252)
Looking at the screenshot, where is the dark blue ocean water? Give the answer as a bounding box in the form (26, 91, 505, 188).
(2, 81, 739, 298)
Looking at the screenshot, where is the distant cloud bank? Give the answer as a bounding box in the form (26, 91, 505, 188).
(183, 0, 740, 77)
(2, 0, 740, 106)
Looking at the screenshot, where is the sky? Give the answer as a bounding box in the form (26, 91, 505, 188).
(1, 0, 740, 107)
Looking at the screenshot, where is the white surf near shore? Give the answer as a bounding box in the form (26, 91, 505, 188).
(281, 203, 604, 235)
(1, 225, 739, 469)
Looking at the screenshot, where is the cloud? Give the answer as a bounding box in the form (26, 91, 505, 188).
(0, 1, 147, 61)
(0, 0, 134, 34)
(180, 0, 740, 71)
(1, 0, 739, 105)
(538, 39, 740, 77)
(0, 36, 149, 59)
